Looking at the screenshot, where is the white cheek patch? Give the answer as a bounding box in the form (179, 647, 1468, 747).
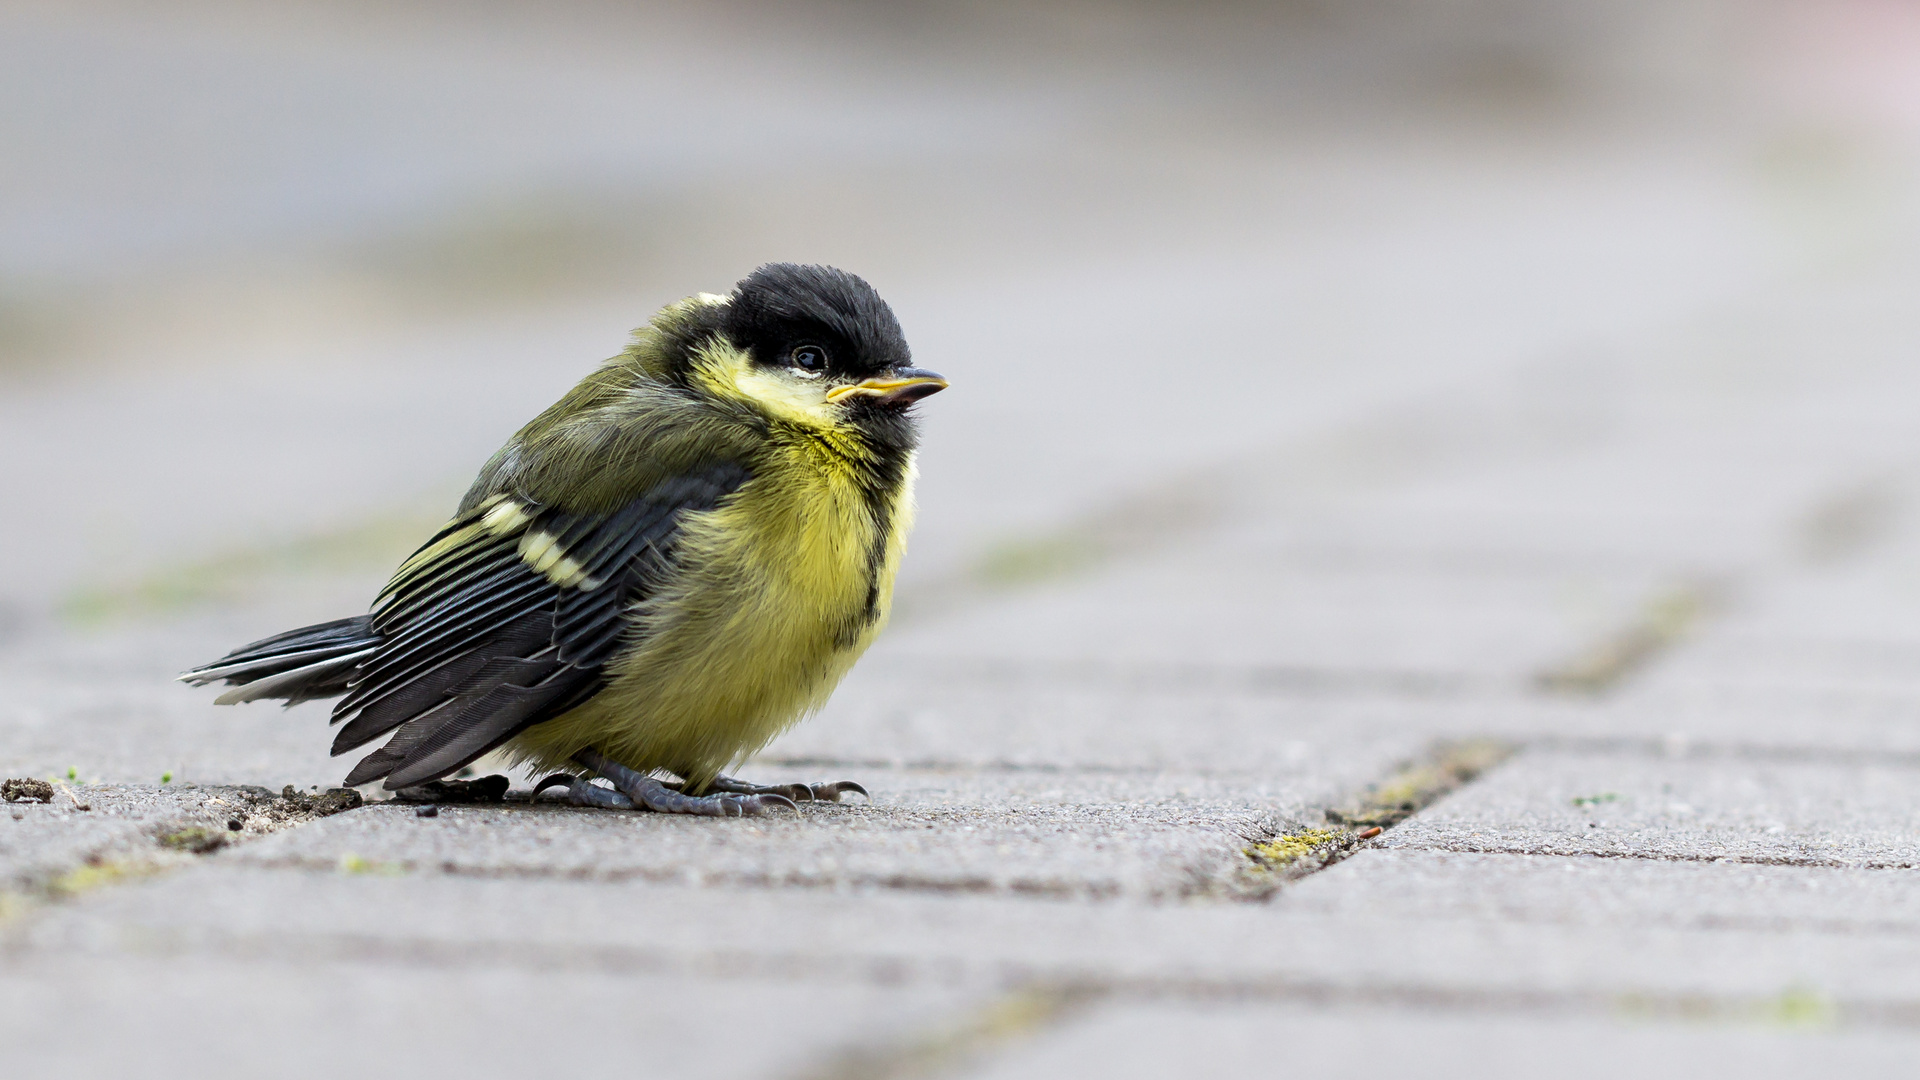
(729, 366, 836, 425)
(690, 340, 837, 426)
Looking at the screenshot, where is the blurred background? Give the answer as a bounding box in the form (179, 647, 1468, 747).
(4, 0, 1920, 689)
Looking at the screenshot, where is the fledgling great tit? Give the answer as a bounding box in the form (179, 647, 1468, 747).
(180, 264, 945, 816)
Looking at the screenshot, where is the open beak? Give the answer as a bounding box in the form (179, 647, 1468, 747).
(827, 367, 949, 406)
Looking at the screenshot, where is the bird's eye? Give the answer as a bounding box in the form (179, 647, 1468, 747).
(789, 344, 828, 371)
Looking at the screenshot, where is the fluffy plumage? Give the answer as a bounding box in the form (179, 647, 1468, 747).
(182, 264, 944, 795)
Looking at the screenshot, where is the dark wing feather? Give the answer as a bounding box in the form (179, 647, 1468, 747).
(178, 615, 382, 705)
(333, 461, 749, 789)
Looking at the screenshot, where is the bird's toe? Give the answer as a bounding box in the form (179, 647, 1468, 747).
(739, 792, 800, 816)
(533, 772, 635, 809)
(810, 780, 869, 803)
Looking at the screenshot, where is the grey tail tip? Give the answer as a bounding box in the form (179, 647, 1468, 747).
(179, 614, 381, 706)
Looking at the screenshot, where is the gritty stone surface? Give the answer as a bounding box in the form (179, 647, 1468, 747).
(0, 951, 977, 1076)
(227, 774, 1278, 900)
(1285, 849, 1920, 935)
(878, 543, 1670, 679)
(770, 661, 1503, 789)
(21, 861, 1920, 1011)
(0, 781, 365, 896)
(1383, 748, 1920, 867)
(4, 785, 256, 892)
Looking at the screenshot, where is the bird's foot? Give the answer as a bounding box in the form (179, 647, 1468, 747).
(682, 773, 870, 804)
(557, 749, 797, 818)
(531, 773, 634, 809)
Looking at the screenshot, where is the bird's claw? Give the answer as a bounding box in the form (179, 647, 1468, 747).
(625, 784, 797, 817)
(555, 752, 801, 817)
(690, 775, 870, 803)
(532, 773, 635, 809)
(770, 779, 869, 803)
(810, 780, 868, 803)
(738, 792, 801, 816)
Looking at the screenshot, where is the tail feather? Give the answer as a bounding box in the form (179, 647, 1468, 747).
(179, 615, 382, 706)
(212, 647, 380, 705)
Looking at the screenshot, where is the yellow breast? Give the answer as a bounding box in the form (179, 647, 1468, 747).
(504, 436, 915, 786)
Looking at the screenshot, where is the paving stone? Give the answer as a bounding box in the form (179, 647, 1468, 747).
(0, 950, 975, 1077)
(22, 862, 1920, 1009)
(1569, 682, 1920, 754)
(1383, 748, 1920, 867)
(787, 653, 1504, 775)
(879, 540, 1665, 679)
(965, 1000, 1920, 1080)
(1283, 849, 1920, 937)
(1, 802, 172, 895)
(0, 783, 342, 893)
(224, 777, 1284, 901)
(1628, 558, 1920, 703)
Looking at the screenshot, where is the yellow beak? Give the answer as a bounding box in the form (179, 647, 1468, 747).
(826, 368, 949, 406)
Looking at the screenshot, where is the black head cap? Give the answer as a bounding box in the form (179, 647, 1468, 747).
(721, 263, 910, 377)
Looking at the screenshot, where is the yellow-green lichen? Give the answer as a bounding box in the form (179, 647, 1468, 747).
(1331, 739, 1513, 829)
(1228, 740, 1515, 900)
(799, 984, 1093, 1080)
(338, 853, 405, 876)
(46, 859, 166, 899)
(1245, 828, 1343, 870)
(156, 826, 227, 854)
(1764, 986, 1837, 1029)
(1615, 984, 1837, 1030)
(1537, 583, 1721, 694)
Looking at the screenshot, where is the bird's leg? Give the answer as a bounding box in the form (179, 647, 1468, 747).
(566, 749, 798, 817)
(675, 773, 870, 804)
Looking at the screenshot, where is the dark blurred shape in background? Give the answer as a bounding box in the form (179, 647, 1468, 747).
(2, 0, 1917, 620)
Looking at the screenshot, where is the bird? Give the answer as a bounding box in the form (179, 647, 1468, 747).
(180, 263, 946, 817)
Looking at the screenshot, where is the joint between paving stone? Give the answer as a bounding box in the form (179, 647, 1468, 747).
(787, 965, 1877, 1080)
(794, 982, 1105, 1080)
(67, 902, 1901, 1041)
(237, 846, 1138, 902)
(1230, 739, 1516, 898)
(1534, 578, 1731, 696)
(1035, 974, 1877, 1034)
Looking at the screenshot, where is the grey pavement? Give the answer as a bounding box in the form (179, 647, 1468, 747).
(973, 1003, 1919, 1080)
(9, 3, 1920, 1078)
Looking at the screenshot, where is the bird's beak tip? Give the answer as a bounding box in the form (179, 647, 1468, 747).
(828, 369, 949, 406)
